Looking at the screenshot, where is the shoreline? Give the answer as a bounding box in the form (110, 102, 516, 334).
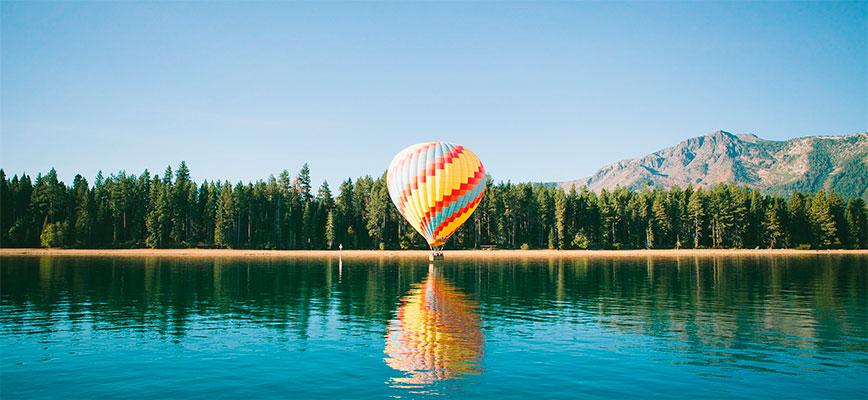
(1, 248, 865, 259)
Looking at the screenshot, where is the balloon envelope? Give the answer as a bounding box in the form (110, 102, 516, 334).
(386, 142, 486, 248)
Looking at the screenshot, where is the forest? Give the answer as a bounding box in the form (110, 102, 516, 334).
(0, 162, 865, 250)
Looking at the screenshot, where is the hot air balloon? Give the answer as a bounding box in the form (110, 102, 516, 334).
(386, 142, 486, 257)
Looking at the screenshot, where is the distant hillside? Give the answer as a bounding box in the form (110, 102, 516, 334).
(559, 131, 868, 199)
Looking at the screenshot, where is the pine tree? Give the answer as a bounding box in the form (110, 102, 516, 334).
(145, 177, 168, 248)
(651, 191, 670, 248)
(171, 161, 191, 244)
(845, 198, 867, 248)
(71, 175, 93, 246)
(632, 191, 651, 248)
(195, 181, 213, 246)
(746, 190, 764, 248)
(810, 191, 838, 248)
(109, 172, 130, 244)
(297, 163, 312, 203)
(31, 168, 66, 228)
(598, 190, 615, 248)
(365, 174, 389, 249)
(788, 193, 810, 247)
(8, 175, 33, 246)
(40, 221, 65, 248)
(672, 185, 689, 249)
(287, 180, 303, 248)
(554, 189, 567, 249)
(208, 181, 220, 245)
(335, 179, 355, 248)
(160, 166, 174, 243)
(91, 171, 110, 246)
(611, 188, 630, 248)
(763, 198, 786, 248)
(730, 186, 750, 248)
(535, 186, 552, 248)
(186, 183, 200, 245)
(214, 183, 235, 247)
(827, 191, 848, 247)
(276, 170, 292, 247)
(484, 177, 502, 246)
(133, 170, 151, 244)
(232, 182, 248, 246)
(626, 193, 645, 248)
(315, 181, 334, 248)
(302, 201, 316, 249)
(325, 210, 335, 249)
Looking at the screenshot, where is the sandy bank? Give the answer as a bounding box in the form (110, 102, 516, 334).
(1, 248, 865, 259)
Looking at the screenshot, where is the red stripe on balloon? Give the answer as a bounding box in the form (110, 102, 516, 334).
(432, 188, 485, 239)
(418, 163, 485, 233)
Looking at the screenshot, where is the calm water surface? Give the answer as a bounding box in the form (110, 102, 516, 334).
(1, 255, 866, 399)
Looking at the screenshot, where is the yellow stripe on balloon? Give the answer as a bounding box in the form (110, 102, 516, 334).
(403, 148, 471, 230)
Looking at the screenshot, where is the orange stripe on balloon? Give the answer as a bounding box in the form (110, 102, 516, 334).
(433, 189, 485, 238)
(418, 163, 485, 233)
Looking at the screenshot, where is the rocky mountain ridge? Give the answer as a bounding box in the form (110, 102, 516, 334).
(559, 131, 868, 199)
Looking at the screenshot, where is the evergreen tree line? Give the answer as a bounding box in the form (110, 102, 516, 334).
(1, 162, 865, 250)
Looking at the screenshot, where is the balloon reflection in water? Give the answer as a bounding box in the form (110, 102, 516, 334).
(385, 265, 483, 386)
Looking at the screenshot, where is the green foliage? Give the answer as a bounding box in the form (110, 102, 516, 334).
(651, 191, 670, 248)
(325, 210, 335, 249)
(687, 187, 706, 248)
(170, 161, 192, 244)
(297, 163, 312, 203)
(571, 233, 590, 249)
(40, 222, 66, 248)
(810, 191, 839, 248)
(1, 163, 865, 250)
(554, 189, 567, 249)
(71, 174, 93, 247)
(32, 169, 67, 227)
(763, 198, 786, 249)
(845, 198, 867, 248)
(145, 176, 168, 248)
(365, 173, 390, 249)
(214, 184, 235, 248)
(828, 158, 868, 201)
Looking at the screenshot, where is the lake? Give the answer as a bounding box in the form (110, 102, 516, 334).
(1, 255, 866, 399)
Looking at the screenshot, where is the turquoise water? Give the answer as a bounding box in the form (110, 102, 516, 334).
(1, 255, 866, 399)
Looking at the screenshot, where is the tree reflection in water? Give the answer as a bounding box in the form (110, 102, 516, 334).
(384, 264, 483, 387)
(1, 254, 864, 379)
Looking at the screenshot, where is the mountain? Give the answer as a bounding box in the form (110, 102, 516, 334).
(559, 131, 868, 200)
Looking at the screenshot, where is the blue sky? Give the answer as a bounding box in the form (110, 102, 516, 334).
(1, 2, 865, 186)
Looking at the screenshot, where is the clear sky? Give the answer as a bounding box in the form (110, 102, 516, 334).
(1, 2, 865, 186)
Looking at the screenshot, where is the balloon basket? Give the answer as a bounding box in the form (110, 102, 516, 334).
(429, 252, 444, 261)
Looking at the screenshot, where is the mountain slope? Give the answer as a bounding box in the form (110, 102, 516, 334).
(559, 131, 868, 199)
